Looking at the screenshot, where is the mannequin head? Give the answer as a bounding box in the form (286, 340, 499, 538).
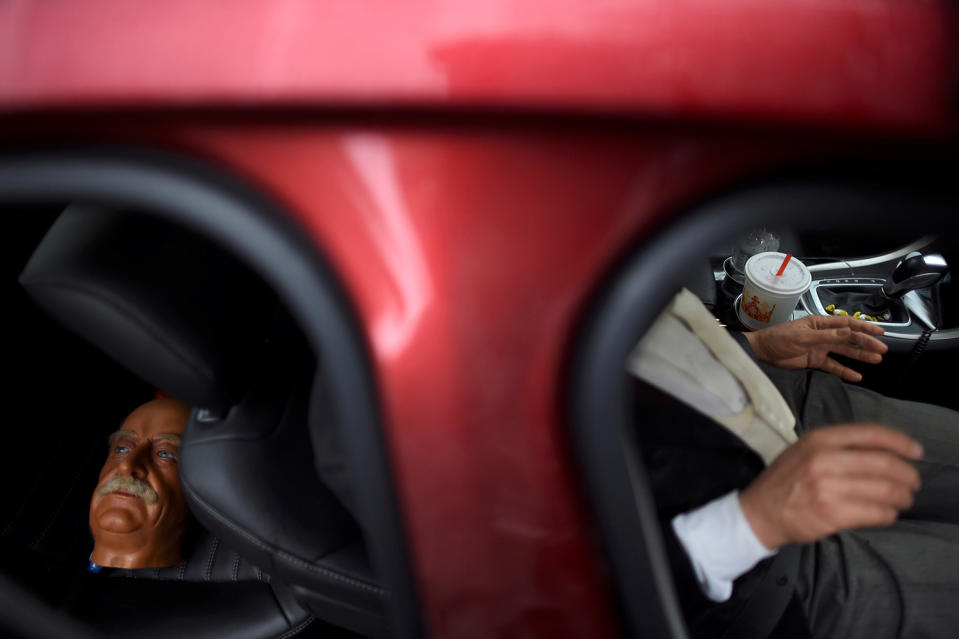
(89, 398, 190, 569)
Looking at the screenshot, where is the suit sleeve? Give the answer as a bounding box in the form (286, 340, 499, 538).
(730, 331, 759, 363)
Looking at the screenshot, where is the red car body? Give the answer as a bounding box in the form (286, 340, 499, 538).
(1, 1, 956, 636)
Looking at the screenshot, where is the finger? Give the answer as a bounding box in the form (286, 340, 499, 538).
(815, 356, 864, 383)
(846, 317, 886, 338)
(845, 328, 888, 354)
(810, 448, 921, 489)
(805, 424, 924, 461)
(822, 499, 901, 532)
(811, 314, 885, 338)
(803, 326, 887, 356)
(830, 476, 917, 510)
(828, 343, 884, 364)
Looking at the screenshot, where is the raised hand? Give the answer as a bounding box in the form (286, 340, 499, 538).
(743, 315, 887, 382)
(739, 424, 922, 549)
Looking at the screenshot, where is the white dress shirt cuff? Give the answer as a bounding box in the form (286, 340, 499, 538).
(670, 490, 776, 602)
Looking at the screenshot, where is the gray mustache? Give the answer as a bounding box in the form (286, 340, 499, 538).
(97, 476, 158, 505)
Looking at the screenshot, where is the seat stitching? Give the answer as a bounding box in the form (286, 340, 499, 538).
(275, 616, 315, 639)
(232, 553, 241, 582)
(205, 537, 219, 581)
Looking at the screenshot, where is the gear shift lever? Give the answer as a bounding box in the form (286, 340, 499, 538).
(817, 251, 948, 324)
(881, 252, 949, 299)
(883, 252, 950, 382)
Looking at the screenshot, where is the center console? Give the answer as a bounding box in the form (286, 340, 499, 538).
(710, 236, 959, 353)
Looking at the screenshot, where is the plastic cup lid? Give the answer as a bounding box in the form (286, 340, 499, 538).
(744, 252, 811, 295)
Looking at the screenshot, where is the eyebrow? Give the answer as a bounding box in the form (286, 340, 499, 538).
(108, 430, 138, 445)
(107, 431, 181, 446)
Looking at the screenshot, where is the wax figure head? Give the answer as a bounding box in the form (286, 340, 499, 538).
(89, 398, 190, 569)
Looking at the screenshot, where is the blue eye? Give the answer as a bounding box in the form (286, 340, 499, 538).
(114, 445, 129, 454)
(157, 449, 176, 460)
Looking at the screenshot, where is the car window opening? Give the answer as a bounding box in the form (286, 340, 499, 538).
(573, 179, 959, 639)
(0, 203, 383, 637)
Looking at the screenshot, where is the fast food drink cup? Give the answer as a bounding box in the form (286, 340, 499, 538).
(740, 252, 811, 330)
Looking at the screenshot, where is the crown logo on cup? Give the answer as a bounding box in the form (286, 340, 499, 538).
(742, 294, 776, 323)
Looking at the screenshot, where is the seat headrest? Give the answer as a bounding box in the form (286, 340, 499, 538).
(19, 205, 274, 413)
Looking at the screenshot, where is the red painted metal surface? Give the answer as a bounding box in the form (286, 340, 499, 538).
(1, 0, 957, 636)
(0, 0, 954, 133)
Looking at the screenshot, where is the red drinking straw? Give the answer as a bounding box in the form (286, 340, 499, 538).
(776, 253, 792, 276)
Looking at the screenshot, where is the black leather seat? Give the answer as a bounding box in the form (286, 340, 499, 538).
(181, 313, 389, 636)
(18, 205, 383, 636)
(18, 204, 273, 415)
(68, 527, 329, 639)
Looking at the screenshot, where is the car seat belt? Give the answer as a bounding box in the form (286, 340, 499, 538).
(627, 288, 796, 465)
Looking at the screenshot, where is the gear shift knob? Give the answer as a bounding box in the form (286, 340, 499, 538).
(881, 252, 949, 299)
